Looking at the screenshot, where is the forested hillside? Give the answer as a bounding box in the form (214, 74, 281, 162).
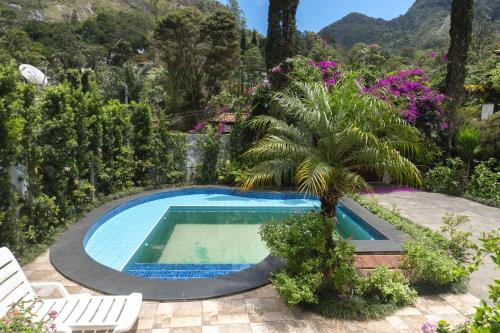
(319, 0, 500, 50)
(0, 0, 221, 22)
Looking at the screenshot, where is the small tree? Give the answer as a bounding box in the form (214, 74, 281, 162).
(197, 125, 221, 184)
(455, 127, 481, 180)
(241, 73, 422, 281)
(130, 102, 154, 184)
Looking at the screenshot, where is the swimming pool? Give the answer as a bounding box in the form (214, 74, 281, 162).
(83, 188, 386, 281)
(51, 187, 404, 300)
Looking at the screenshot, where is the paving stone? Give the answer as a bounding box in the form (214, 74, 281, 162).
(424, 314, 469, 327)
(203, 325, 251, 333)
(250, 320, 319, 333)
(386, 315, 412, 332)
(169, 327, 201, 333)
(245, 297, 294, 322)
(442, 293, 480, 315)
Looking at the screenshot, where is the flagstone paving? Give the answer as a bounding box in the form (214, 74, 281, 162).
(370, 191, 500, 301)
(25, 250, 478, 333)
(21, 191, 500, 332)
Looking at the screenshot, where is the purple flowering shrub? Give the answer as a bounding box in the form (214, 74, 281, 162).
(307, 60, 342, 87)
(283, 57, 343, 88)
(365, 68, 448, 135)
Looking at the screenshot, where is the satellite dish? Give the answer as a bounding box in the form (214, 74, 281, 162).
(19, 64, 48, 86)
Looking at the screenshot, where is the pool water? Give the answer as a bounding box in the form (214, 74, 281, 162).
(84, 188, 386, 280)
(130, 208, 297, 265)
(127, 205, 384, 268)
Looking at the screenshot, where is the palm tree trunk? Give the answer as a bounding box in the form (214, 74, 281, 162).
(320, 191, 339, 282)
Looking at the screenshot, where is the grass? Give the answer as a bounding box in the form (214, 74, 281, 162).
(304, 294, 401, 321)
(351, 194, 449, 245)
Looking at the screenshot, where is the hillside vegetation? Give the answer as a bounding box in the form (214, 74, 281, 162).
(0, 0, 221, 23)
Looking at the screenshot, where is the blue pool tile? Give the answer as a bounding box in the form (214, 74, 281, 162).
(123, 263, 254, 280)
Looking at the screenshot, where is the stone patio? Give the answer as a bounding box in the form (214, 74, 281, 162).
(21, 191, 500, 333)
(23, 250, 478, 333)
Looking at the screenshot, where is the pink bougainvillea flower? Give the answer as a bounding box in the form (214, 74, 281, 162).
(218, 122, 225, 134)
(194, 122, 206, 132)
(366, 68, 447, 132)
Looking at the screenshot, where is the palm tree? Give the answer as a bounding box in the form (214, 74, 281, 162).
(240, 72, 423, 279)
(456, 127, 481, 181)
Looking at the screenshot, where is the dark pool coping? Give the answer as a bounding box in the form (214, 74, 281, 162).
(50, 186, 405, 301)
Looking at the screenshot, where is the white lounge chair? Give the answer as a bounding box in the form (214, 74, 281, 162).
(0, 247, 142, 333)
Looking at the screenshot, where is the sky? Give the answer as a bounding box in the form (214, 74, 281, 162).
(217, 0, 415, 34)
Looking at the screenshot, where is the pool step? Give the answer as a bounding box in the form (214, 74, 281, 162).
(123, 263, 254, 280)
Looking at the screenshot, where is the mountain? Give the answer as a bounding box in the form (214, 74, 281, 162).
(319, 0, 500, 51)
(0, 0, 222, 23)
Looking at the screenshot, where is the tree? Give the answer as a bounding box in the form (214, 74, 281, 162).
(251, 29, 258, 46)
(265, 0, 299, 71)
(240, 29, 247, 51)
(154, 7, 205, 117)
(130, 102, 154, 184)
(38, 83, 80, 217)
(0, 28, 47, 67)
(0, 64, 24, 251)
(201, 9, 240, 97)
(154, 7, 239, 126)
(446, 0, 474, 148)
(243, 46, 265, 84)
(227, 0, 246, 29)
(110, 39, 133, 66)
(99, 100, 134, 193)
(240, 73, 422, 280)
(473, 10, 495, 59)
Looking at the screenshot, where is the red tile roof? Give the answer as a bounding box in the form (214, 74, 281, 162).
(212, 112, 249, 123)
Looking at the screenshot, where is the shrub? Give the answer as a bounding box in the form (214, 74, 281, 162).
(401, 240, 467, 290)
(260, 211, 416, 319)
(440, 213, 475, 261)
(476, 112, 500, 159)
(197, 124, 220, 184)
(217, 160, 246, 186)
(429, 229, 500, 333)
(466, 159, 500, 205)
(32, 194, 60, 239)
(0, 300, 57, 333)
(260, 212, 357, 305)
(272, 261, 323, 305)
(353, 196, 478, 293)
(357, 267, 417, 306)
(71, 179, 96, 210)
(425, 158, 465, 195)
